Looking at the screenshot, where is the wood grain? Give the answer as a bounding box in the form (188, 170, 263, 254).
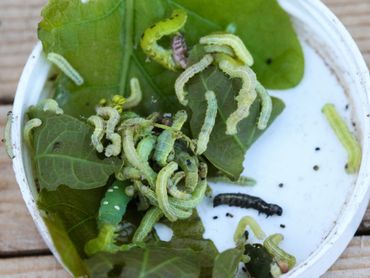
(0, 255, 67, 278)
(0, 106, 47, 254)
(0, 0, 47, 101)
(323, 236, 370, 277)
(323, 0, 370, 66)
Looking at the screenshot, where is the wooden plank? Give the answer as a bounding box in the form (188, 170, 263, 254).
(0, 256, 67, 278)
(0, 105, 47, 254)
(323, 236, 370, 277)
(323, 0, 370, 67)
(0, 0, 46, 101)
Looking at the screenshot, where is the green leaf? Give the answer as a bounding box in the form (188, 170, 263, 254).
(212, 248, 244, 278)
(244, 244, 274, 278)
(38, 186, 106, 256)
(43, 214, 87, 276)
(187, 64, 285, 179)
(166, 210, 206, 239)
(171, 0, 304, 89)
(164, 212, 219, 277)
(38, 0, 302, 117)
(85, 247, 201, 278)
(32, 114, 119, 190)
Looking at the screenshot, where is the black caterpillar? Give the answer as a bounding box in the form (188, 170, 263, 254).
(213, 193, 283, 217)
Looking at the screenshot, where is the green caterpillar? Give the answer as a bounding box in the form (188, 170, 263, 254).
(140, 9, 188, 71)
(322, 103, 362, 173)
(264, 234, 296, 270)
(175, 148, 199, 192)
(84, 180, 133, 256)
(153, 110, 187, 166)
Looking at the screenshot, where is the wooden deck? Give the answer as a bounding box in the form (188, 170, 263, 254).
(0, 0, 369, 276)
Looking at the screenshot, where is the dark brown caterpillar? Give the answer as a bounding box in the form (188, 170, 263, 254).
(213, 193, 283, 217)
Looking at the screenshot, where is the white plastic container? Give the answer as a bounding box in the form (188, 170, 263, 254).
(10, 0, 370, 277)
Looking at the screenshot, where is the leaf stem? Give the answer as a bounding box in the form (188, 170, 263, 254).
(120, 0, 134, 94)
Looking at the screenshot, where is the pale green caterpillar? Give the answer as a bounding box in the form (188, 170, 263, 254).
(216, 54, 257, 135)
(169, 163, 208, 209)
(47, 53, 84, 86)
(175, 149, 199, 192)
(97, 107, 122, 157)
(175, 54, 214, 106)
(169, 176, 207, 210)
(96, 107, 120, 136)
(23, 118, 42, 150)
(87, 115, 105, 153)
(119, 167, 142, 180)
(119, 117, 151, 130)
(209, 175, 256, 186)
(322, 103, 362, 173)
(140, 9, 188, 71)
(167, 172, 191, 200)
(156, 161, 179, 222)
(40, 99, 64, 115)
(233, 216, 266, 244)
(137, 135, 157, 161)
(4, 112, 14, 159)
(122, 128, 157, 187)
(132, 207, 163, 243)
(204, 45, 235, 57)
(200, 33, 254, 66)
(105, 133, 122, 157)
(153, 110, 187, 166)
(263, 234, 296, 270)
(256, 82, 272, 130)
(196, 90, 218, 155)
(84, 180, 132, 256)
(123, 78, 143, 109)
(136, 182, 193, 219)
